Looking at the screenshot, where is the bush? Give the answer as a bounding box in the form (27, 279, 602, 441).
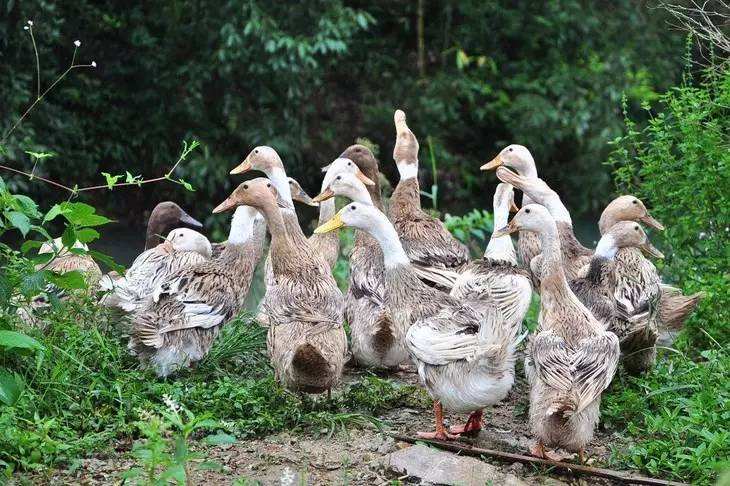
(605, 62, 730, 484)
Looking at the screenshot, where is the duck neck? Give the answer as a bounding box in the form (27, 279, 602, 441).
(227, 207, 256, 245)
(367, 216, 410, 269)
(598, 208, 619, 236)
(390, 177, 421, 217)
(537, 223, 571, 295)
(542, 196, 572, 225)
(362, 166, 384, 211)
(485, 202, 517, 263)
(256, 201, 289, 255)
(317, 199, 336, 225)
(517, 163, 538, 206)
(267, 167, 295, 212)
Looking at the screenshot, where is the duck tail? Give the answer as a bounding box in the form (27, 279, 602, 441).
(546, 395, 577, 419)
(658, 285, 704, 331)
(372, 314, 395, 357)
(292, 343, 330, 381)
(411, 263, 460, 290)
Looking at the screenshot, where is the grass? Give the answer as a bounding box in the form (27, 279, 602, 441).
(0, 296, 426, 479)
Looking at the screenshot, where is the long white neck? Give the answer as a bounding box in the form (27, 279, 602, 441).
(367, 214, 410, 268)
(485, 202, 517, 263)
(542, 196, 573, 225)
(396, 161, 418, 181)
(594, 234, 618, 260)
(346, 186, 374, 205)
(517, 161, 538, 206)
(228, 207, 257, 245)
(318, 199, 336, 224)
(267, 167, 294, 212)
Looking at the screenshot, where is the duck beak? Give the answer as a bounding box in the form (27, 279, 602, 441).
(314, 211, 345, 234)
(299, 194, 319, 207)
(493, 220, 519, 238)
(510, 201, 520, 213)
(321, 163, 332, 173)
(230, 155, 253, 175)
(640, 242, 664, 259)
(178, 210, 203, 229)
(212, 197, 237, 214)
(481, 154, 502, 171)
(160, 239, 174, 252)
(640, 213, 665, 231)
(355, 169, 375, 186)
(312, 187, 335, 203)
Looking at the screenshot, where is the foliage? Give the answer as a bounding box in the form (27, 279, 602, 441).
(444, 208, 493, 255)
(609, 64, 730, 349)
(604, 61, 730, 485)
(0, 1, 686, 233)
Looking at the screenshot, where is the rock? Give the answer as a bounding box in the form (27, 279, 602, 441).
(380, 444, 529, 486)
(377, 437, 396, 454)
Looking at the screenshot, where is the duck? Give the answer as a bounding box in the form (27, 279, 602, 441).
(315, 202, 522, 439)
(129, 198, 266, 377)
(211, 176, 318, 259)
(37, 238, 103, 287)
(495, 166, 593, 286)
(309, 158, 375, 270)
(389, 110, 470, 274)
(101, 228, 212, 312)
(313, 171, 408, 369)
(144, 201, 203, 250)
(569, 220, 664, 333)
(217, 177, 347, 394)
(494, 204, 619, 462)
(596, 195, 701, 373)
(481, 145, 542, 268)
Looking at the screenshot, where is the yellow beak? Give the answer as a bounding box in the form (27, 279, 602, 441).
(314, 211, 345, 234)
(230, 156, 252, 175)
(356, 170, 375, 186)
(312, 187, 335, 203)
(480, 155, 502, 171)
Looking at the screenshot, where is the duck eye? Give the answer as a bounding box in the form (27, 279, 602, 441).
(254, 149, 259, 154)
(267, 183, 271, 188)
(351, 205, 357, 211)
(525, 208, 531, 214)
(243, 184, 249, 190)
(508, 147, 513, 152)
(347, 162, 352, 166)
(336, 175, 341, 180)
(635, 226, 640, 231)
(632, 200, 638, 204)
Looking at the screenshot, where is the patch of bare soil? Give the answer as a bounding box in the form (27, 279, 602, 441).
(13, 367, 623, 485)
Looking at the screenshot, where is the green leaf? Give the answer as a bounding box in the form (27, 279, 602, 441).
(20, 270, 49, 295)
(161, 464, 186, 483)
(12, 195, 41, 218)
(59, 202, 112, 227)
(5, 211, 31, 236)
(62, 225, 77, 249)
(178, 178, 195, 192)
(101, 172, 121, 190)
(75, 228, 100, 243)
(0, 369, 24, 406)
(43, 204, 66, 223)
(204, 432, 236, 446)
(48, 270, 88, 291)
(0, 330, 44, 352)
(24, 150, 54, 160)
(197, 461, 224, 472)
(20, 239, 44, 254)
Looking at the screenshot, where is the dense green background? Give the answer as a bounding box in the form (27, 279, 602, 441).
(1, 0, 685, 233)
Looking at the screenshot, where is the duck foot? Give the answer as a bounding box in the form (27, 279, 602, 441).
(417, 400, 460, 441)
(529, 441, 573, 462)
(449, 410, 483, 435)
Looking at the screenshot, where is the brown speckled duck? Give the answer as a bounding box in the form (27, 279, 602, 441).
(495, 204, 619, 462)
(389, 110, 469, 274)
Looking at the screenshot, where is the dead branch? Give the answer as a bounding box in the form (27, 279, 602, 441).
(388, 434, 690, 486)
(660, 1, 730, 60)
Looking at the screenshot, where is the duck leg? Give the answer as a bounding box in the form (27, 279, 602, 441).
(416, 401, 460, 441)
(449, 409, 483, 435)
(530, 440, 572, 461)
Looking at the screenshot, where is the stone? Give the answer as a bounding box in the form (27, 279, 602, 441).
(380, 444, 529, 486)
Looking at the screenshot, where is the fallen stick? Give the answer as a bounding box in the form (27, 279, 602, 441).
(388, 434, 689, 486)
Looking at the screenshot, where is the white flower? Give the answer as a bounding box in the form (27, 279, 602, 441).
(27, 20, 33, 26)
(74, 40, 81, 47)
(24, 26, 29, 30)
(91, 61, 97, 68)
(162, 393, 180, 413)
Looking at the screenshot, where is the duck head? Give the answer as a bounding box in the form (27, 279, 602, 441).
(287, 177, 319, 207)
(393, 109, 419, 180)
(598, 221, 664, 259)
(146, 201, 203, 249)
(230, 146, 284, 175)
(212, 177, 287, 214)
(493, 182, 520, 214)
(493, 204, 554, 237)
(340, 144, 380, 178)
(164, 228, 212, 258)
(481, 144, 535, 175)
(315, 157, 374, 202)
(313, 172, 373, 205)
(599, 195, 664, 234)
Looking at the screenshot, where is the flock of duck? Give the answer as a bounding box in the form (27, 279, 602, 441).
(47, 110, 702, 461)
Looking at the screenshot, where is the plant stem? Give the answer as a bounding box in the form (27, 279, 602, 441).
(29, 27, 41, 99)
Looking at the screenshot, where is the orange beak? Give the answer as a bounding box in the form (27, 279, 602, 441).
(230, 156, 253, 175)
(212, 196, 238, 213)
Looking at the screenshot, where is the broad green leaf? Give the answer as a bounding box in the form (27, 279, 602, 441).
(43, 204, 66, 223)
(0, 330, 44, 351)
(20, 239, 44, 254)
(75, 228, 100, 243)
(31, 252, 54, 267)
(59, 202, 112, 227)
(48, 270, 87, 290)
(88, 250, 125, 273)
(20, 270, 49, 295)
(0, 369, 23, 406)
(5, 211, 31, 236)
(204, 432, 236, 446)
(161, 464, 186, 483)
(62, 225, 77, 249)
(12, 195, 40, 218)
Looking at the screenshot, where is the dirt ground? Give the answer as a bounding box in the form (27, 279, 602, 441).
(14, 365, 629, 486)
